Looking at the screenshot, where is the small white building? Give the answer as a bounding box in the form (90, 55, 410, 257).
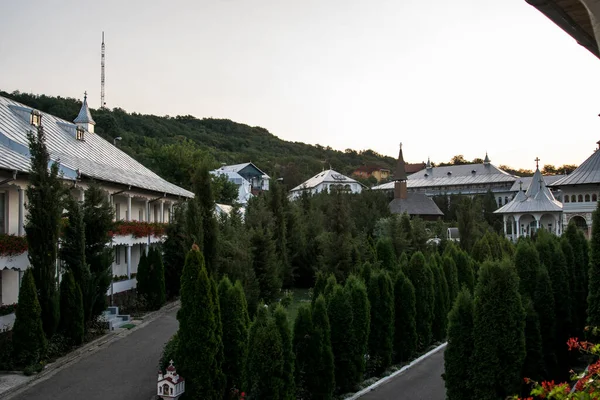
(158, 360, 185, 400)
(495, 160, 563, 241)
(212, 162, 270, 198)
(289, 169, 365, 200)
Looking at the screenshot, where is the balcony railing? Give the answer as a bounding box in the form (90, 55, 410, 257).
(108, 221, 167, 239)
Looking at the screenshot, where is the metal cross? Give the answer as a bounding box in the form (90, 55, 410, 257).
(534, 157, 540, 169)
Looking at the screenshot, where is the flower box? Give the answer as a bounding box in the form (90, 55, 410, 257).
(0, 235, 28, 257)
(109, 222, 167, 239)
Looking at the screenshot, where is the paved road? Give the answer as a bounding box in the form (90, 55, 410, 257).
(12, 308, 178, 400)
(360, 347, 446, 400)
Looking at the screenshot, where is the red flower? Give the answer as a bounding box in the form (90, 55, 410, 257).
(567, 337, 580, 351)
(0, 234, 28, 257)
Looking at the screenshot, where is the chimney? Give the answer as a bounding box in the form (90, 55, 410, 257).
(394, 180, 407, 199)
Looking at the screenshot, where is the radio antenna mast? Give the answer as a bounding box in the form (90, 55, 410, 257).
(101, 32, 106, 109)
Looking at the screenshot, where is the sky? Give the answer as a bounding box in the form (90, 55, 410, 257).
(1, 0, 599, 170)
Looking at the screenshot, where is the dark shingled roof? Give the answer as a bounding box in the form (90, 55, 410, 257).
(389, 192, 444, 216)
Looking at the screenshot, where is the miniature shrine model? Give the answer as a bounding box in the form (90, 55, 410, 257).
(157, 360, 185, 400)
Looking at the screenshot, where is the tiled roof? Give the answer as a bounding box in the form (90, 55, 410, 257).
(0, 95, 193, 198)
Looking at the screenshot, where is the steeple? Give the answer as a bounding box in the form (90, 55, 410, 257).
(392, 142, 408, 181)
(74, 92, 96, 133)
(426, 156, 432, 169)
(483, 152, 490, 165)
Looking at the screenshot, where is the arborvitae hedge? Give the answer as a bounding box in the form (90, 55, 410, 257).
(431, 259, 449, 342)
(12, 269, 47, 366)
(404, 252, 434, 349)
(522, 298, 545, 383)
(534, 264, 557, 379)
(218, 277, 249, 394)
(589, 204, 600, 327)
(311, 295, 335, 400)
(149, 247, 167, 310)
(293, 304, 315, 399)
(312, 271, 327, 307)
(210, 275, 226, 398)
(472, 260, 526, 399)
(327, 285, 356, 393)
(360, 262, 373, 288)
(514, 240, 540, 298)
(367, 270, 394, 375)
(454, 249, 475, 293)
(344, 275, 370, 382)
(444, 288, 474, 400)
(136, 250, 150, 304)
(393, 271, 417, 363)
(442, 255, 459, 305)
(376, 237, 397, 274)
(274, 305, 296, 400)
(561, 237, 580, 334)
(58, 271, 84, 346)
(250, 224, 281, 303)
(175, 245, 223, 399)
(471, 236, 492, 264)
(245, 306, 284, 399)
(323, 274, 337, 301)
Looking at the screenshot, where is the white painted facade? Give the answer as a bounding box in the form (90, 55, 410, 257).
(289, 169, 364, 200)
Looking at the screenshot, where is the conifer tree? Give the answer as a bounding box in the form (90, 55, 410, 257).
(398, 252, 409, 271)
(431, 259, 450, 342)
(344, 275, 370, 382)
(25, 125, 64, 337)
(589, 204, 600, 327)
(561, 237, 580, 333)
(175, 245, 222, 399)
(218, 277, 249, 395)
(471, 236, 492, 263)
(404, 252, 434, 349)
(323, 273, 337, 300)
(399, 213, 413, 255)
(522, 298, 545, 382)
(245, 306, 284, 399)
(250, 224, 281, 303)
(454, 249, 475, 293)
(311, 295, 335, 399)
(376, 237, 397, 274)
(59, 270, 84, 346)
(360, 262, 373, 288)
(327, 285, 356, 393)
(270, 181, 292, 287)
(367, 270, 394, 375)
(162, 203, 187, 298)
(442, 255, 459, 304)
(293, 304, 315, 400)
(149, 247, 167, 310)
(534, 264, 558, 379)
(393, 271, 417, 363)
(274, 305, 295, 399)
(12, 269, 47, 366)
(514, 240, 540, 298)
(191, 162, 219, 275)
(312, 271, 327, 307)
(210, 275, 226, 398)
(471, 260, 526, 399)
(82, 182, 114, 323)
(566, 222, 589, 331)
(444, 288, 474, 400)
(136, 249, 150, 305)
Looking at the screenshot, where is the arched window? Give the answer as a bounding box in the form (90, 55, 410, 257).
(162, 384, 169, 395)
(585, 194, 590, 202)
(572, 195, 577, 203)
(498, 197, 502, 206)
(505, 196, 509, 204)
(564, 196, 569, 203)
(579, 194, 584, 202)
(594, 194, 598, 202)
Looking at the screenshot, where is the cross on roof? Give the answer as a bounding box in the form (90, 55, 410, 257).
(534, 157, 540, 169)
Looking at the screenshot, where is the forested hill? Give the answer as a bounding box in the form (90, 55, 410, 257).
(1, 90, 397, 189)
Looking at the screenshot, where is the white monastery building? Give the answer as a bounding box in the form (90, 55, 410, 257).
(0, 93, 193, 307)
(289, 169, 365, 199)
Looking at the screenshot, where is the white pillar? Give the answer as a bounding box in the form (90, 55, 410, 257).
(80, 189, 85, 203)
(145, 200, 150, 222)
(160, 200, 165, 223)
(503, 215, 507, 237)
(169, 202, 174, 223)
(127, 195, 132, 222)
(17, 187, 24, 236)
(127, 245, 132, 279)
(516, 215, 521, 239)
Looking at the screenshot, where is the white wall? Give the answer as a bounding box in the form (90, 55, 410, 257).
(1, 270, 20, 305)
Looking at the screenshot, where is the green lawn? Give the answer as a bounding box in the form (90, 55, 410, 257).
(285, 288, 311, 325)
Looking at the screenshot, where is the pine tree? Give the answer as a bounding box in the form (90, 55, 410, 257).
(565, 223, 589, 332)
(310, 295, 335, 399)
(323, 273, 337, 300)
(82, 182, 114, 323)
(163, 203, 187, 298)
(250, 224, 281, 303)
(191, 162, 219, 275)
(136, 249, 150, 305)
(344, 275, 370, 383)
(312, 271, 327, 307)
(12, 269, 47, 366)
(561, 237, 580, 334)
(59, 196, 91, 327)
(245, 306, 284, 399)
(148, 247, 167, 310)
(210, 275, 226, 398)
(393, 271, 417, 363)
(431, 259, 450, 342)
(58, 271, 84, 346)
(442, 255, 459, 304)
(270, 181, 292, 287)
(471, 236, 492, 264)
(521, 298, 545, 383)
(589, 204, 600, 326)
(454, 249, 475, 293)
(274, 305, 295, 399)
(360, 262, 373, 288)
(376, 237, 397, 274)
(25, 125, 63, 337)
(444, 288, 474, 400)
(175, 245, 222, 399)
(471, 260, 526, 399)
(514, 240, 540, 298)
(404, 252, 434, 349)
(293, 304, 315, 400)
(218, 277, 249, 395)
(367, 270, 394, 375)
(534, 264, 558, 379)
(327, 285, 356, 393)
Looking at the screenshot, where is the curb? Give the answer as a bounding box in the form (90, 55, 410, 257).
(345, 342, 447, 400)
(0, 300, 180, 400)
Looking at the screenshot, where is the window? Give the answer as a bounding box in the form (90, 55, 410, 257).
(115, 247, 121, 265)
(572, 195, 576, 203)
(139, 209, 143, 221)
(579, 195, 584, 202)
(30, 110, 41, 127)
(564, 196, 569, 203)
(594, 194, 598, 202)
(125, 247, 129, 264)
(76, 126, 85, 141)
(115, 203, 121, 220)
(498, 197, 502, 206)
(0, 192, 5, 234)
(505, 196, 509, 204)
(154, 205, 159, 222)
(585, 194, 590, 202)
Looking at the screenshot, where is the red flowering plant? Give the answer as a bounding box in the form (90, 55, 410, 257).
(229, 388, 246, 400)
(0, 234, 28, 257)
(109, 221, 167, 238)
(512, 330, 600, 400)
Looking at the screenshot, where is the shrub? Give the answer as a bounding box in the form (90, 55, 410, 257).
(58, 271, 84, 346)
(159, 334, 179, 372)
